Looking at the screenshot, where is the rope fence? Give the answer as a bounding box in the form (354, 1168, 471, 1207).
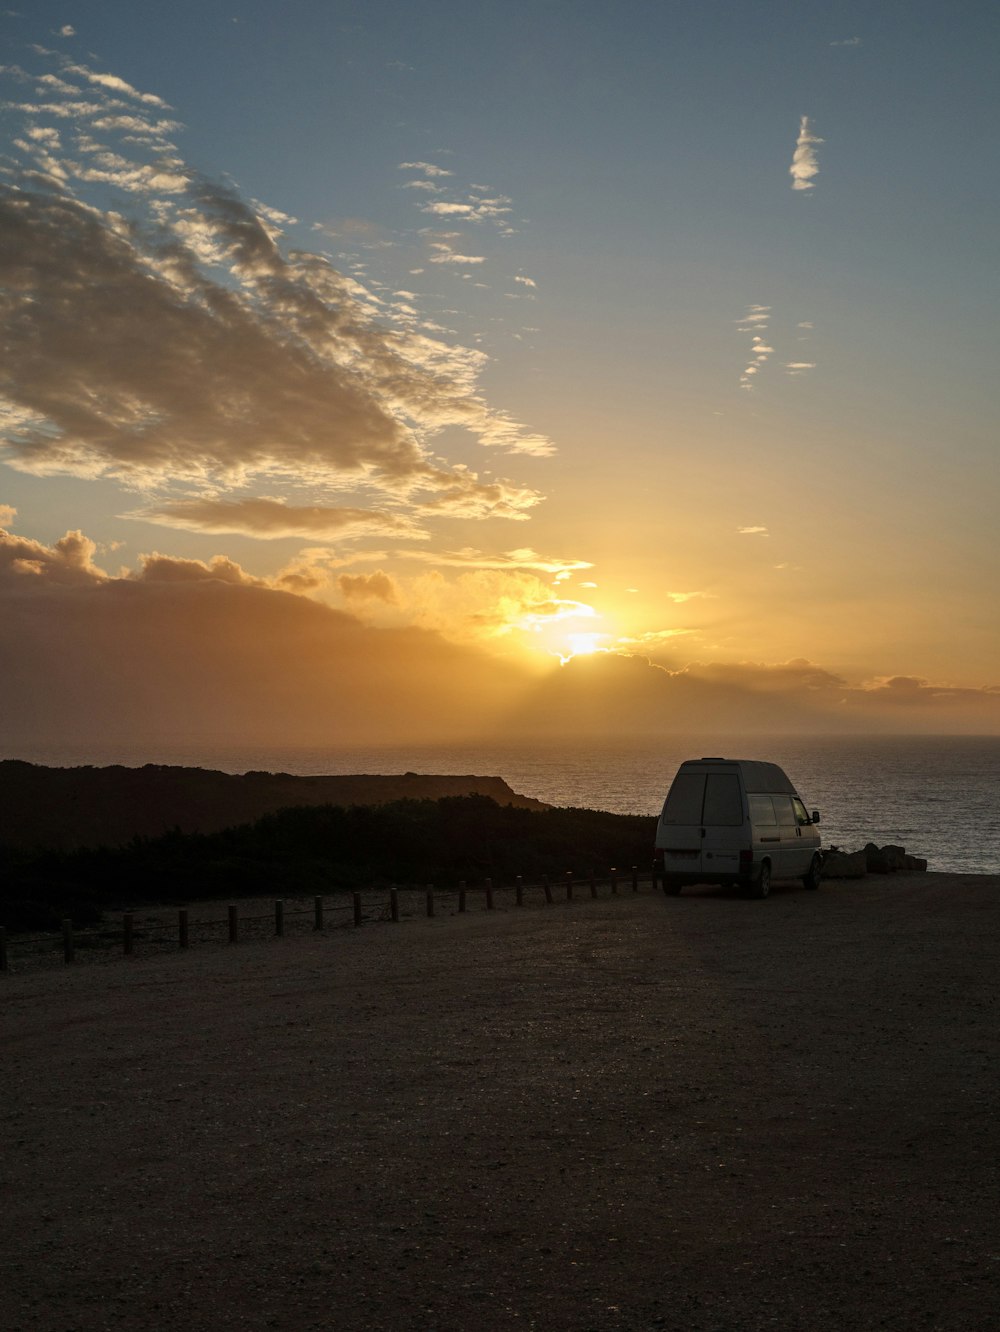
(1, 863, 660, 974)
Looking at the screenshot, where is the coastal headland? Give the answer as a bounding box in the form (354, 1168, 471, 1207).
(0, 760, 548, 852)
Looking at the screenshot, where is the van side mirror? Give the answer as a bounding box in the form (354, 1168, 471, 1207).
(811, 810, 820, 825)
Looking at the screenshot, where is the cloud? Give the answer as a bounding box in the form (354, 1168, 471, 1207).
(393, 546, 592, 576)
(405, 568, 598, 643)
(789, 115, 823, 192)
(0, 503, 16, 527)
(737, 526, 769, 535)
(64, 62, 170, 107)
(420, 195, 512, 223)
(428, 251, 487, 265)
(1, 519, 108, 584)
(0, 52, 552, 526)
(57, 25, 76, 38)
(736, 305, 770, 331)
(785, 361, 817, 375)
(830, 37, 861, 47)
(137, 552, 264, 586)
(666, 590, 712, 603)
(125, 498, 429, 541)
(338, 570, 400, 604)
(514, 275, 537, 288)
(0, 526, 533, 748)
(4, 519, 1000, 745)
(399, 161, 452, 177)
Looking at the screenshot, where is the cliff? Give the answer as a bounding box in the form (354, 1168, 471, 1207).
(0, 760, 549, 852)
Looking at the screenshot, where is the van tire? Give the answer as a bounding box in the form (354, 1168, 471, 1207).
(750, 861, 771, 900)
(662, 875, 683, 896)
(802, 855, 822, 891)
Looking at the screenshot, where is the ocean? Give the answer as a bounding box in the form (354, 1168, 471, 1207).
(7, 734, 1000, 874)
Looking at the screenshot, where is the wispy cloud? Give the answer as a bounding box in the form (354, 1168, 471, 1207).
(124, 498, 430, 541)
(666, 590, 713, 603)
(420, 194, 512, 223)
(399, 161, 453, 177)
(737, 526, 769, 535)
(736, 304, 771, 332)
(393, 546, 591, 576)
(830, 37, 861, 47)
(736, 305, 773, 389)
(789, 115, 823, 192)
(785, 361, 817, 376)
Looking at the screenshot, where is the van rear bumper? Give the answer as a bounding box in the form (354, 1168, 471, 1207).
(660, 869, 754, 887)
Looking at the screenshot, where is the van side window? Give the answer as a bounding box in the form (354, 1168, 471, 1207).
(663, 772, 705, 824)
(702, 773, 743, 826)
(748, 794, 777, 826)
(792, 798, 811, 826)
(775, 797, 797, 828)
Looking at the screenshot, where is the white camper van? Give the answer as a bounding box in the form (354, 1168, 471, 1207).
(654, 757, 821, 899)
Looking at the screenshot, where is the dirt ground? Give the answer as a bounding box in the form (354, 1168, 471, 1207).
(2, 872, 999, 1332)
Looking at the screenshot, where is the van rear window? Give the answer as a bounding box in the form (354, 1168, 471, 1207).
(663, 770, 743, 826)
(662, 772, 705, 824)
(702, 773, 743, 826)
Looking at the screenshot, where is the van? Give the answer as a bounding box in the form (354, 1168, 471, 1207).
(654, 757, 821, 899)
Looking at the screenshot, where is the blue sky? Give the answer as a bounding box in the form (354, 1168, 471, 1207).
(2, 1, 1000, 747)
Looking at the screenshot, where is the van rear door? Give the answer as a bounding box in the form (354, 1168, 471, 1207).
(699, 770, 744, 876)
(659, 765, 745, 877)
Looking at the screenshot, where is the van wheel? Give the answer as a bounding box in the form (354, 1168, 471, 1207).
(802, 855, 822, 891)
(663, 875, 683, 896)
(750, 861, 771, 900)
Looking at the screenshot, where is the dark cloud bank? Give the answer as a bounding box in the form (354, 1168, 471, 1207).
(3, 524, 999, 750)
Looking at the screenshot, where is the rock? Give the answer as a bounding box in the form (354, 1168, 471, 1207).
(822, 849, 868, 878)
(903, 855, 928, 871)
(865, 842, 908, 873)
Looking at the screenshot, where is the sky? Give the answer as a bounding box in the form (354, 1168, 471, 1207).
(2, 0, 1000, 750)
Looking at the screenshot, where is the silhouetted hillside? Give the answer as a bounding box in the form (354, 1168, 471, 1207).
(0, 794, 656, 932)
(0, 760, 547, 852)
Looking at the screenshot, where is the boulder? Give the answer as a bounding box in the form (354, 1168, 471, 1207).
(822, 849, 868, 878)
(903, 854, 928, 871)
(865, 842, 908, 873)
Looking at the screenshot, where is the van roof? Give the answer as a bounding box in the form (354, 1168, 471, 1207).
(680, 758, 797, 795)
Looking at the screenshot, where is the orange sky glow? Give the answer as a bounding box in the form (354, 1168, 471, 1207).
(2, 4, 999, 753)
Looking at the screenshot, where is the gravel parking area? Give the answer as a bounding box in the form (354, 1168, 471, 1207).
(3, 873, 999, 1331)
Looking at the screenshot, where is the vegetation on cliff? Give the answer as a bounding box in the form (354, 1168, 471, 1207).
(0, 795, 656, 932)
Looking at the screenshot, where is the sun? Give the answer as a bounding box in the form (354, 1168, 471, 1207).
(562, 632, 604, 659)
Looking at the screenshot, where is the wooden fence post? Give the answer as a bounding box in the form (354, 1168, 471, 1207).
(458, 880, 467, 913)
(62, 918, 74, 964)
(543, 874, 553, 904)
(353, 892, 362, 927)
(631, 865, 639, 893)
(228, 905, 238, 943)
(314, 896, 324, 930)
(123, 913, 134, 956)
(610, 867, 618, 895)
(486, 877, 494, 910)
(565, 870, 574, 901)
(426, 885, 435, 918)
(515, 875, 523, 907)
(390, 888, 399, 922)
(0, 926, 8, 972)
(178, 908, 189, 949)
